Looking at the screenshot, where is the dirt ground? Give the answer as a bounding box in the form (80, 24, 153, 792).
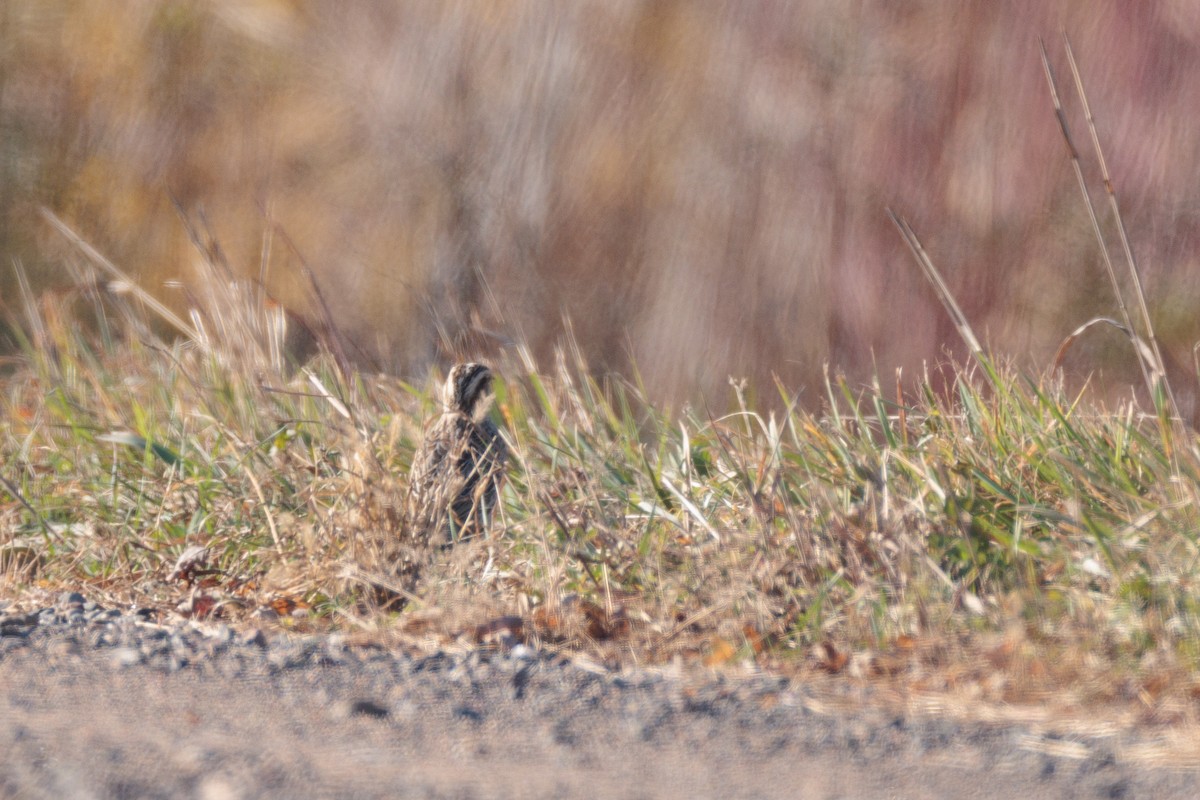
(1, 600, 1199, 800)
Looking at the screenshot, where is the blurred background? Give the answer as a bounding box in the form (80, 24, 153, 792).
(3, 1, 1200, 409)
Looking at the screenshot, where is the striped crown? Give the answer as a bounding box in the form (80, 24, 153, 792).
(443, 362, 493, 415)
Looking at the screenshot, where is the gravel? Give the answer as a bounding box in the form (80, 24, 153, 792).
(1, 594, 1197, 799)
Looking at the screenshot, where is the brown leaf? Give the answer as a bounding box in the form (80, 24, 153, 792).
(177, 591, 217, 619)
(269, 595, 307, 617)
(817, 640, 848, 673)
(703, 637, 737, 666)
(742, 623, 767, 655)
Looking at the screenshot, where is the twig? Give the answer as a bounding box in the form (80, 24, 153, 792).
(39, 208, 201, 345)
(886, 210, 983, 359)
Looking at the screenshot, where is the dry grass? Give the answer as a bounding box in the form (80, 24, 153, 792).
(5, 226, 1200, 730)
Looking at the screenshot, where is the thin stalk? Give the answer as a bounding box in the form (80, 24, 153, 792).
(1037, 40, 1154, 400)
(1060, 32, 1182, 429)
(887, 210, 985, 366)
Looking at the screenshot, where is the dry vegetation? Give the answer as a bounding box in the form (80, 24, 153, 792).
(5, 207, 1200, 728)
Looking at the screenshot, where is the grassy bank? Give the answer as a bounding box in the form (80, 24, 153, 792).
(3, 267, 1200, 721)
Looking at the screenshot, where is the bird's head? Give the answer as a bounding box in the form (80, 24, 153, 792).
(443, 362, 495, 417)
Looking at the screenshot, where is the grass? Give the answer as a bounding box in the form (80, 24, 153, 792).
(4, 260, 1200, 725)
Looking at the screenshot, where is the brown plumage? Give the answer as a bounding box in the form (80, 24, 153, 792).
(407, 363, 508, 543)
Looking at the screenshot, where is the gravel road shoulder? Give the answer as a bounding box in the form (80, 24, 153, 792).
(1, 595, 1197, 799)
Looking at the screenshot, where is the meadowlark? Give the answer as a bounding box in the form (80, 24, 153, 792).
(407, 362, 508, 544)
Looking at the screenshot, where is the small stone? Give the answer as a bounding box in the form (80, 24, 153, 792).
(240, 629, 268, 648)
(340, 698, 390, 720)
(59, 591, 85, 607)
(169, 633, 190, 651)
(140, 641, 167, 659)
(208, 623, 233, 644)
(0, 636, 29, 654)
(268, 647, 309, 671)
(316, 649, 345, 666)
(111, 647, 142, 668)
(0, 623, 31, 639)
(0, 612, 38, 633)
(50, 639, 80, 658)
(197, 775, 241, 800)
(454, 705, 484, 723)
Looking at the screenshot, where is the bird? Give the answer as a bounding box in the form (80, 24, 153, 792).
(407, 362, 508, 544)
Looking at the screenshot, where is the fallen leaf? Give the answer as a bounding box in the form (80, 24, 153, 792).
(703, 637, 737, 666)
(269, 595, 307, 617)
(742, 623, 767, 654)
(817, 640, 848, 673)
